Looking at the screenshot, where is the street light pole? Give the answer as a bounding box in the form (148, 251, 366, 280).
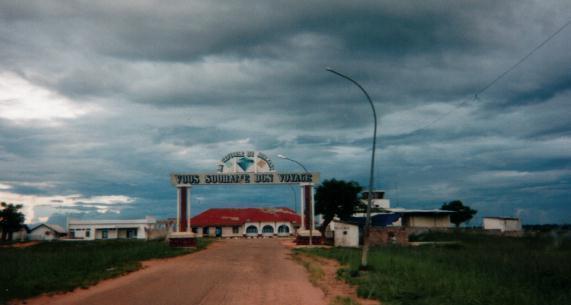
(277, 154, 313, 246)
(326, 68, 377, 268)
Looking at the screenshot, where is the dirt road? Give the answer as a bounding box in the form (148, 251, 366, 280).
(25, 239, 326, 305)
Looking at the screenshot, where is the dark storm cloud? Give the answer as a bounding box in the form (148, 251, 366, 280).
(0, 0, 570, 224)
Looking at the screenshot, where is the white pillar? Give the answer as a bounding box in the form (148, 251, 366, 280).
(310, 184, 315, 231)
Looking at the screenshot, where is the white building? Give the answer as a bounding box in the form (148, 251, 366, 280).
(68, 217, 157, 240)
(354, 191, 453, 229)
(483, 217, 522, 232)
(361, 190, 390, 209)
(330, 220, 360, 247)
(191, 207, 300, 238)
(387, 209, 453, 228)
(28, 224, 67, 241)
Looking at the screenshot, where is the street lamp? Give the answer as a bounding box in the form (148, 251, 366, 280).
(277, 154, 309, 172)
(326, 68, 377, 268)
(277, 154, 313, 246)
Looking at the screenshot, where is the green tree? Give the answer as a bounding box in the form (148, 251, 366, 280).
(0, 202, 26, 241)
(315, 179, 364, 235)
(441, 200, 477, 228)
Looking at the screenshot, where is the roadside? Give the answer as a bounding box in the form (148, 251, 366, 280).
(298, 232, 571, 305)
(1, 238, 211, 304)
(292, 251, 378, 305)
(0, 241, 39, 248)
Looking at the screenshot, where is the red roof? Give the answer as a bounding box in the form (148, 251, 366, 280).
(191, 207, 300, 227)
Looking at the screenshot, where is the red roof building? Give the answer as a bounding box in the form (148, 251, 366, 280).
(190, 207, 300, 237)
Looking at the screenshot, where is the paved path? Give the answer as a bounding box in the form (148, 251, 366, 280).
(27, 239, 326, 305)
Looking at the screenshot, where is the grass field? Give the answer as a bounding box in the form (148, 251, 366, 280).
(299, 232, 571, 305)
(0, 238, 210, 304)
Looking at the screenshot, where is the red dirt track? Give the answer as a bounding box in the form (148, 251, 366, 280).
(24, 239, 326, 305)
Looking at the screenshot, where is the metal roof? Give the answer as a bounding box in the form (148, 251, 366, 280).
(191, 207, 300, 227)
(30, 223, 67, 234)
(484, 216, 520, 221)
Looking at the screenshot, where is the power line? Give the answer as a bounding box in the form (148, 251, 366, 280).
(410, 19, 571, 134)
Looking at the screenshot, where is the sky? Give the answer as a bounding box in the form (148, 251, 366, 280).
(0, 0, 570, 226)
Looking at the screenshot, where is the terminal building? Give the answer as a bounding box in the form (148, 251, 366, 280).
(190, 207, 300, 238)
(355, 190, 453, 228)
(68, 217, 158, 240)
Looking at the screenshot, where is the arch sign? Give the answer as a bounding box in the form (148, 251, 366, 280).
(169, 151, 321, 247)
(171, 151, 319, 186)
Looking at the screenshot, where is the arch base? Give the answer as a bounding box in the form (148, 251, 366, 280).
(169, 232, 197, 248)
(295, 230, 323, 245)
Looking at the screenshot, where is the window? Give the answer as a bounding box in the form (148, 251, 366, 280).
(102, 229, 109, 239)
(246, 225, 258, 234)
(127, 229, 137, 239)
(277, 225, 289, 234)
(192, 227, 198, 233)
(85, 229, 91, 238)
(202, 227, 209, 235)
(262, 225, 274, 234)
(232, 226, 239, 234)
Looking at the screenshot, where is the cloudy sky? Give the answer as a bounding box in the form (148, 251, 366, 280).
(0, 0, 570, 225)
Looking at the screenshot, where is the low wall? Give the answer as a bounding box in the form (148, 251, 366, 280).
(369, 227, 413, 246)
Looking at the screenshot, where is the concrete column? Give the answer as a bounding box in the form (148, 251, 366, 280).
(177, 186, 190, 232)
(302, 183, 313, 231)
(300, 185, 305, 230)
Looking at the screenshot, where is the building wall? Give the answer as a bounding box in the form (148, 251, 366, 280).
(404, 215, 450, 228)
(13, 229, 28, 241)
(221, 226, 243, 237)
(1, 228, 28, 241)
(29, 226, 58, 241)
(369, 227, 412, 246)
(333, 222, 359, 247)
(483, 218, 522, 232)
(69, 223, 151, 240)
(191, 221, 295, 238)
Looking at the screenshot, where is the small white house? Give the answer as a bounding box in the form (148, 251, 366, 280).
(331, 220, 360, 247)
(68, 217, 157, 240)
(28, 224, 67, 241)
(483, 217, 522, 232)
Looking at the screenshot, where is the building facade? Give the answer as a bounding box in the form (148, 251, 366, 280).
(385, 209, 453, 228)
(331, 221, 360, 247)
(190, 207, 300, 238)
(483, 217, 522, 232)
(68, 217, 157, 240)
(28, 224, 66, 241)
(361, 190, 391, 209)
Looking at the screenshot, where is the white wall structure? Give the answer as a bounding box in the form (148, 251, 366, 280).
(385, 209, 452, 228)
(361, 190, 391, 209)
(28, 224, 66, 241)
(332, 221, 360, 247)
(68, 217, 157, 240)
(483, 217, 522, 232)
